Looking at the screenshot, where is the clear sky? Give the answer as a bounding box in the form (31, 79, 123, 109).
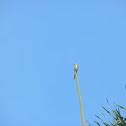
(0, 0, 126, 126)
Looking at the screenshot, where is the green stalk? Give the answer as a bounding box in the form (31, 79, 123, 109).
(75, 71, 85, 126)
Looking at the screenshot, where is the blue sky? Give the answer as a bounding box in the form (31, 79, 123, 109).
(0, 0, 126, 126)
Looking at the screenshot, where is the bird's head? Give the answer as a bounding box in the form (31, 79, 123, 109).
(74, 64, 78, 66)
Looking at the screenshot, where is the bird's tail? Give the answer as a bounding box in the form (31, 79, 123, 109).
(74, 74, 75, 79)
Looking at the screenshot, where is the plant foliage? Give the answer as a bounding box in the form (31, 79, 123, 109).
(87, 99, 126, 126)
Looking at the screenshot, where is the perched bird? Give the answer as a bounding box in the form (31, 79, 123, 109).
(74, 64, 78, 79)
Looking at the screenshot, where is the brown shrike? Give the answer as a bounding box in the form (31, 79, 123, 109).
(74, 64, 78, 79)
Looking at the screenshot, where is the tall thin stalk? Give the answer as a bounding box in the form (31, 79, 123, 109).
(75, 71, 85, 126)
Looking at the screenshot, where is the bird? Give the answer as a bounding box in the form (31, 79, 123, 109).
(74, 64, 78, 79)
